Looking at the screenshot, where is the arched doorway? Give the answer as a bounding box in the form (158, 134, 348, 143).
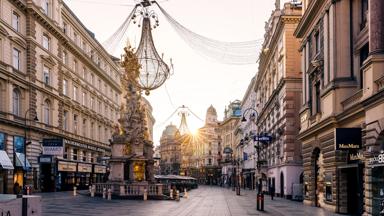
(280, 172, 284, 198)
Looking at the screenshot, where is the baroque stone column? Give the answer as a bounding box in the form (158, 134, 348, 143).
(370, 0, 384, 54)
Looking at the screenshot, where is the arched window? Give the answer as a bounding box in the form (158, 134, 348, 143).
(43, 100, 50, 125)
(12, 89, 21, 116)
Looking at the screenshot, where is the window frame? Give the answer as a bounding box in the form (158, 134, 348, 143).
(43, 65, 50, 85)
(12, 48, 21, 70)
(12, 11, 20, 32)
(42, 34, 50, 50)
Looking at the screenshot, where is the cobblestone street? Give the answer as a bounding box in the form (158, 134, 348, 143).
(40, 186, 345, 216)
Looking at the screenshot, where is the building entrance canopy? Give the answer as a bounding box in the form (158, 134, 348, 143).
(15, 152, 31, 171)
(0, 150, 14, 170)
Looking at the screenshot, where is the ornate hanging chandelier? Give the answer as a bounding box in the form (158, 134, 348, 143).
(131, 0, 172, 96)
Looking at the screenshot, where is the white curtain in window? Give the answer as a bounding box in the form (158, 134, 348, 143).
(12, 89, 20, 116)
(43, 100, 50, 124)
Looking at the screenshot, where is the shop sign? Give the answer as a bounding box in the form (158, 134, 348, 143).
(253, 135, 272, 142)
(38, 155, 52, 163)
(42, 139, 64, 156)
(368, 153, 384, 165)
(64, 139, 106, 153)
(335, 128, 362, 150)
(349, 152, 364, 161)
(58, 161, 77, 172)
(94, 165, 106, 174)
(78, 163, 92, 173)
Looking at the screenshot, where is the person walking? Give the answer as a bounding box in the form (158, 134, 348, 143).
(13, 182, 20, 195)
(269, 184, 275, 200)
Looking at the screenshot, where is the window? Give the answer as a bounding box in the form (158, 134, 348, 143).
(208, 159, 212, 165)
(12, 89, 21, 116)
(82, 67, 87, 80)
(90, 97, 94, 109)
(98, 79, 101, 89)
(361, 0, 368, 29)
(73, 114, 78, 134)
(82, 42, 86, 51)
(82, 92, 86, 106)
(315, 32, 320, 54)
(12, 48, 21, 70)
(63, 22, 68, 34)
(73, 32, 78, 44)
(43, 100, 50, 124)
(42, 0, 49, 15)
(98, 125, 101, 141)
(63, 79, 68, 95)
(82, 150, 86, 162)
(360, 43, 369, 89)
(82, 119, 87, 137)
(12, 12, 20, 31)
(90, 74, 94, 85)
(104, 128, 107, 142)
(43, 65, 50, 85)
(42, 34, 50, 50)
(64, 147, 68, 159)
(62, 51, 67, 64)
(315, 82, 321, 114)
(90, 122, 94, 139)
(0, 133, 5, 150)
(73, 149, 78, 161)
(73, 86, 78, 101)
(63, 110, 68, 130)
(98, 101, 102, 112)
(73, 60, 77, 73)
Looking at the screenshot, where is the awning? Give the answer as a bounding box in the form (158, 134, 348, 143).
(15, 153, 32, 171)
(0, 150, 14, 170)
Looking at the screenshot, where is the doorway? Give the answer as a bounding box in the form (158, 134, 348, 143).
(339, 164, 364, 215)
(40, 163, 54, 192)
(280, 172, 284, 197)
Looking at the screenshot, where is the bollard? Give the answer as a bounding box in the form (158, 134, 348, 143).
(143, 189, 148, 201)
(102, 187, 106, 199)
(256, 194, 260, 211)
(170, 189, 173, 199)
(26, 186, 31, 195)
(73, 186, 77, 196)
(260, 194, 264, 211)
(184, 188, 188, 199)
(176, 190, 180, 201)
(91, 185, 95, 197)
(107, 188, 112, 200)
(89, 186, 92, 194)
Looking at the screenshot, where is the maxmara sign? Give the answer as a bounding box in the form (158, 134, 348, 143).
(335, 128, 362, 151)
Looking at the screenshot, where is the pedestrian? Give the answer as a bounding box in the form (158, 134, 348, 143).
(13, 182, 20, 195)
(269, 185, 275, 200)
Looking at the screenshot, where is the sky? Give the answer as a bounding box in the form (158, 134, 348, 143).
(63, 0, 279, 146)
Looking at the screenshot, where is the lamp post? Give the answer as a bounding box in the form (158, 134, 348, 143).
(23, 108, 38, 194)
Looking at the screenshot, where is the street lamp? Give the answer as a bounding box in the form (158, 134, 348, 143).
(23, 108, 38, 194)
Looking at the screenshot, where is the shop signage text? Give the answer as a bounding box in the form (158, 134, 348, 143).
(335, 128, 362, 150)
(58, 161, 77, 172)
(42, 139, 64, 156)
(349, 152, 364, 161)
(368, 153, 384, 165)
(64, 139, 106, 153)
(253, 135, 272, 142)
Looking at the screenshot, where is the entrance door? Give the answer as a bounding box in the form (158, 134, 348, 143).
(343, 165, 364, 215)
(40, 163, 54, 192)
(280, 172, 284, 197)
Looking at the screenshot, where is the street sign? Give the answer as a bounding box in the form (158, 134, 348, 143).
(253, 135, 272, 142)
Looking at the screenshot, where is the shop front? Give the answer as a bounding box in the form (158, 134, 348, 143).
(93, 165, 107, 183)
(77, 163, 92, 189)
(57, 160, 77, 191)
(0, 133, 14, 194)
(369, 152, 384, 215)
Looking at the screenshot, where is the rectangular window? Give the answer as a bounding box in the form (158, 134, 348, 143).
(14, 136, 24, 153)
(73, 86, 78, 101)
(98, 125, 101, 141)
(90, 74, 94, 85)
(315, 32, 320, 55)
(315, 82, 321, 114)
(82, 67, 86, 80)
(64, 147, 68, 159)
(361, 0, 368, 29)
(0, 133, 5, 150)
(63, 110, 68, 130)
(63, 79, 68, 95)
(62, 51, 67, 64)
(12, 12, 20, 31)
(42, 34, 50, 50)
(63, 22, 68, 34)
(82, 150, 86, 162)
(359, 43, 369, 89)
(73, 60, 77, 73)
(73, 149, 78, 161)
(43, 65, 50, 85)
(90, 97, 94, 110)
(42, 0, 49, 15)
(90, 122, 94, 139)
(12, 48, 21, 70)
(98, 101, 102, 113)
(73, 114, 78, 134)
(82, 119, 87, 137)
(73, 32, 78, 45)
(82, 92, 86, 106)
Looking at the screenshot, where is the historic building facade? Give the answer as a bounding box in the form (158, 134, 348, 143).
(296, 0, 384, 215)
(220, 100, 241, 187)
(0, 0, 121, 193)
(159, 124, 181, 175)
(253, 2, 302, 198)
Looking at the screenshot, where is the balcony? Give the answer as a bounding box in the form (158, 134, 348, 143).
(341, 89, 363, 110)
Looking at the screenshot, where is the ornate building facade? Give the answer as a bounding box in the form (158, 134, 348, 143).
(253, 2, 302, 198)
(296, 0, 384, 215)
(0, 0, 121, 193)
(159, 124, 181, 175)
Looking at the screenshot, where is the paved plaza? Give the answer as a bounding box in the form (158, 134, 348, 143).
(40, 186, 345, 216)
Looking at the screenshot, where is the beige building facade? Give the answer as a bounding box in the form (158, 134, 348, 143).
(296, 0, 384, 215)
(253, 2, 302, 198)
(159, 124, 181, 175)
(0, 0, 121, 193)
